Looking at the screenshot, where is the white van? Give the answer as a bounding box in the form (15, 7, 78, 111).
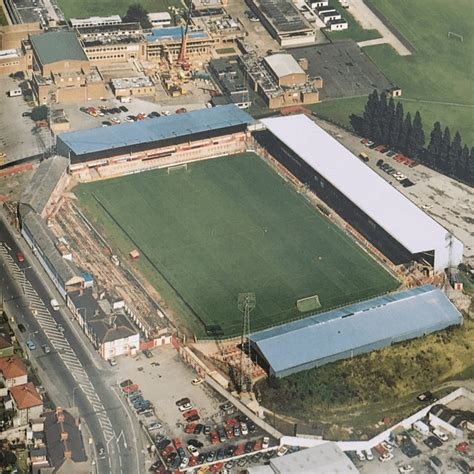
(432, 428, 449, 442)
(50, 299, 60, 311)
(8, 88, 22, 97)
(413, 420, 430, 436)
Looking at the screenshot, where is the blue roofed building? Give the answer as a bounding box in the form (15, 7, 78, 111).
(56, 105, 253, 180)
(250, 285, 463, 378)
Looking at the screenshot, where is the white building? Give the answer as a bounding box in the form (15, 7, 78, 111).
(257, 115, 464, 272)
(147, 12, 172, 28)
(328, 18, 348, 30)
(70, 15, 122, 28)
(309, 0, 329, 8)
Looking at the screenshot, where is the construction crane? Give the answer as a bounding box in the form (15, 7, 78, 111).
(177, 0, 193, 70)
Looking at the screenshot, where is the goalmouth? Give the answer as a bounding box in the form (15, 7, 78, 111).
(167, 163, 188, 174)
(297, 294, 322, 313)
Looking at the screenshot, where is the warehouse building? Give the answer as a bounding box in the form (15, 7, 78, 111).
(250, 285, 463, 378)
(257, 115, 463, 271)
(56, 105, 253, 181)
(263, 53, 306, 87)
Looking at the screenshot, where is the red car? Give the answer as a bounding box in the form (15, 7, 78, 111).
(209, 462, 224, 472)
(226, 418, 238, 427)
(225, 426, 233, 439)
(373, 444, 386, 456)
(456, 441, 469, 455)
(210, 431, 219, 445)
(254, 438, 263, 451)
(175, 107, 187, 114)
(185, 423, 196, 434)
(16, 252, 25, 263)
(173, 438, 182, 450)
(234, 443, 245, 456)
(183, 409, 198, 419)
(161, 445, 174, 457)
(122, 383, 139, 394)
(188, 456, 198, 467)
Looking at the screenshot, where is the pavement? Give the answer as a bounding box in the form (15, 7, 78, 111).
(0, 77, 51, 163)
(0, 213, 145, 474)
(347, 0, 412, 56)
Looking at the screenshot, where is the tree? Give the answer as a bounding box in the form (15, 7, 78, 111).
(438, 127, 451, 172)
(469, 147, 474, 186)
(408, 111, 425, 159)
(31, 105, 48, 121)
(426, 122, 442, 168)
(457, 144, 470, 181)
(362, 90, 379, 139)
(448, 131, 462, 176)
(123, 3, 152, 28)
(383, 97, 396, 145)
(399, 112, 412, 154)
(389, 102, 404, 149)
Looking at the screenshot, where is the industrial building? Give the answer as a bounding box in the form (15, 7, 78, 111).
(241, 52, 320, 108)
(76, 23, 145, 64)
(147, 12, 172, 28)
(245, 0, 316, 47)
(110, 76, 155, 98)
(250, 285, 463, 378)
(257, 115, 463, 271)
(56, 105, 254, 181)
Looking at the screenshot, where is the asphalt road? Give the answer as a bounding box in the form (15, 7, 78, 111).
(0, 215, 145, 474)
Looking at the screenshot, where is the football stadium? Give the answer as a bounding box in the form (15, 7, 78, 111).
(23, 104, 461, 378)
(75, 152, 399, 337)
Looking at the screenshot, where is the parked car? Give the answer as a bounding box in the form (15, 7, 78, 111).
(42, 344, 51, 354)
(18, 324, 26, 333)
(432, 428, 448, 442)
(143, 349, 153, 358)
(179, 402, 193, 412)
(193, 424, 203, 435)
(26, 340, 36, 350)
(364, 448, 374, 461)
(187, 414, 200, 422)
(175, 107, 187, 114)
(176, 397, 190, 407)
(240, 422, 248, 436)
(187, 439, 204, 449)
(203, 425, 211, 435)
(16, 252, 25, 262)
(187, 445, 199, 457)
(398, 465, 414, 473)
(96, 442, 106, 458)
(192, 377, 203, 385)
(379, 452, 394, 462)
(185, 423, 196, 434)
(277, 445, 288, 457)
(147, 422, 162, 431)
(119, 106, 129, 112)
(262, 437, 270, 449)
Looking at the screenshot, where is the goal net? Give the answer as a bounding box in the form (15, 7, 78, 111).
(297, 294, 321, 313)
(167, 163, 188, 174)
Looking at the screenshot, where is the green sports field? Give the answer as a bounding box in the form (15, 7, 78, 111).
(75, 153, 399, 337)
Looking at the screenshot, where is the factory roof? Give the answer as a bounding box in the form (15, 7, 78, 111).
(58, 104, 252, 156)
(30, 31, 88, 65)
(252, 0, 312, 33)
(20, 155, 69, 216)
(260, 115, 463, 266)
(264, 53, 305, 78)
(147, 12, 172, 21)
(250, 285, 462, 376)
(70, 15, 122, 28)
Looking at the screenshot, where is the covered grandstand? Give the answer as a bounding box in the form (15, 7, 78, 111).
(256, 115, 463, 272)
(57, 105, 252, 163)
(56, 105, 254, 182)
(250, 285, 463, 378)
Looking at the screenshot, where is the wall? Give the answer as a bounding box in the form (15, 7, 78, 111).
(429, 413, 464, 439)
(101, 332, 140, 360)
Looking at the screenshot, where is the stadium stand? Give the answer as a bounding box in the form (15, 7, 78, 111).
(249, 285, 462, 378)
(256, 115, 463, 272)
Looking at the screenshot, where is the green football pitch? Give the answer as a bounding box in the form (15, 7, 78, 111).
(75, 153, 399, 337)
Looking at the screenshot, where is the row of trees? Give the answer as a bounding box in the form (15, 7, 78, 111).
(351, 91, 473, 186)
